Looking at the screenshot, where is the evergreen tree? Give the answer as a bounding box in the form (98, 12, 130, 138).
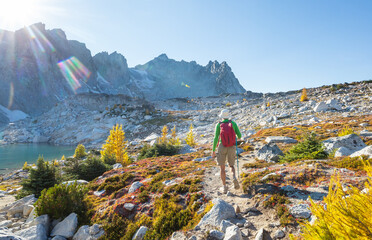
(280, 133, 328, 162)
(101, 124, 130, 165)
(21, 156, 58, 198)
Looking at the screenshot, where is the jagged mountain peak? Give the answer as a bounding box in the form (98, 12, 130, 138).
(0, 23, 246, 116)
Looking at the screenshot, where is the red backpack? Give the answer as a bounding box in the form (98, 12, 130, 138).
(219, 120, 236, 147)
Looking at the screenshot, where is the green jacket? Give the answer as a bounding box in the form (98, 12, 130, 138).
(212, 119, 242, 152)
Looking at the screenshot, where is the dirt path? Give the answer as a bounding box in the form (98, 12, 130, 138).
(203, 154, 291, 240)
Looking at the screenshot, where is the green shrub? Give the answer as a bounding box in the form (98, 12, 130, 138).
(74, 144, 87, 159)
(35, 182, 89, 224)
(327, 155, 371, 171)
(99, 214, 151, 240)
(280, 133, 328, 162)
(18, 156, 58, 198)
(99, 214, 129, 240)
(96, 172, 134, 194)
(101, 152, 116, 165)
(78, 156, 111, 181)
(144, 198, 193, 240)
(138, 190, 149, 203)
(138, 143, 180, 160)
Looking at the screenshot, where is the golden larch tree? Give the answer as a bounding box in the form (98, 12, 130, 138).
(159, 125, 168, 144)
(101, 124, 130, 165)
(185, 124, 196, 147)
(300, 88, 308, 102)
(169, 125, 181, 145)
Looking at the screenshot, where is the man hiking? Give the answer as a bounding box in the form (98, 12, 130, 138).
(212, 109, 242, 194)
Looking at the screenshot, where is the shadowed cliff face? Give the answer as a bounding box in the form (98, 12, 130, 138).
(0, 23, 99, 116)
(0, 23, 246, 117)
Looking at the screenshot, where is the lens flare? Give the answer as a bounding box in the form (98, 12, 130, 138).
(181, 82, 191, 88)
(57, 56, 91, 92)
(7, 82, 14, 109)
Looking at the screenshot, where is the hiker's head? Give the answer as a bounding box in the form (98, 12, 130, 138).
(219, 109, 230, 119)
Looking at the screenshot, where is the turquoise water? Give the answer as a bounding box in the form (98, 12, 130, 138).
(0, 144, 75, 174)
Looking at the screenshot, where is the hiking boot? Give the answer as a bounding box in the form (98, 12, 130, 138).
(233, 178, 240, 190)
(223, 185, 228, 194)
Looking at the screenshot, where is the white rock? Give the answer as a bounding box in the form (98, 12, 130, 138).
(209, 229, 224, 240)
(73, 225, 90, 240)
(0, 220, 12, 228)
(93, 190, 106, 197)
(26, 214, 50, 232)
(62, 180, 88, 186)
(171, 231, 187, 240)
(261, 173, 279, 181)
(132, 226, 148, 240)
(274, 229, 285, 239)
(224, 225, 243, 240)
(16, 224, 48, 240)
(322, 134, 366, 153)
(255, 228, 271, 240)
(25, 207, 37, 224)
(23, 204, 34, 217)
(89, 224, 101, 235)
(52, 236, 67, 240)
(313, 102, 329, 112)
(143, 133, 159, 142)
(281, 185, 296, 192)
(350, 145, 372, 159)
(220, 220, 235, 233)
(256, 143, 283, 162)
(113, 163, 123, 169)
(326, 99, 342, 111)
(289, 204, 311, 219)
(198, 198, 235, 228)
(72, 224, 104, 240)
(359, 130, 372, 138)
(265, 136, 297, 144)
(124, 203, 135, 211)
(51, 213, 78, 238)
(0, 228, 23, 239)
(128, 182, 144, 193)
(334, 147, 353, 157)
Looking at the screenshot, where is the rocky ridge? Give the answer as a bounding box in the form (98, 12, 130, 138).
(0, 23, 245, 121)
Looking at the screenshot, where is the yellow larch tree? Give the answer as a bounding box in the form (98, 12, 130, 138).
(185, 124, 196, 147)
(159, 125, 168, 144)
(292, 162, 372, 240)
(101, 124, 130, 166)
(169, 125, 181, 146)
(300, 88, 308, 102)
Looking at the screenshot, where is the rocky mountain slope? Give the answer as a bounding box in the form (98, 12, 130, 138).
(0, 81, 371, 239)
(0, 23, 246, 121)
(2, 81, 371, 149)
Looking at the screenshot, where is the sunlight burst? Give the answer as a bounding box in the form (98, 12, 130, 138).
(0, 0, 41, 28)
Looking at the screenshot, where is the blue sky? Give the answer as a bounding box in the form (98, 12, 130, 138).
(1, 0, 372, 93)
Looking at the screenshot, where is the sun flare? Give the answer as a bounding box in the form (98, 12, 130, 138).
(0, 0, 40, 28)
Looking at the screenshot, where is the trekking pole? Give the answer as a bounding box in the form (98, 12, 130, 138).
(236, 140, 239, 180)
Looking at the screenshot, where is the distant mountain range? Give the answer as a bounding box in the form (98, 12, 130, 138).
(0, 23, 246, 117)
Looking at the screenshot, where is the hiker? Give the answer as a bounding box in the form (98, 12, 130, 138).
(212, 109, 242, 194)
